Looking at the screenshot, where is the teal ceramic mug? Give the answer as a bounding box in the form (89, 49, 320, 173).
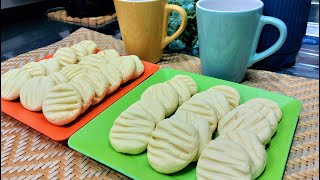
(196, 0, 287, 82)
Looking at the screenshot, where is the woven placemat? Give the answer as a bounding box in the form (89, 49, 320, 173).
(1, 28, 319, 179)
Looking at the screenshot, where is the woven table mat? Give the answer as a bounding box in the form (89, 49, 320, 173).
(1, 28, 319, 179)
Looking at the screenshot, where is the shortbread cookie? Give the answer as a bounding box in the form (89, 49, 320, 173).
(83, 70, 109, 105)
(53, 47, 77, 66)
(1, 69, 32, 100)
(218, 108, 273, 145)
(71, 43, 88, 59)
(49, 72, 70, 84)
(20, 76, 56, 111)
(211, 85, 240, 109)
(111, 56, 136, 84)
(129, 55, 144, 80)
(220, 130, 267, 179)
(22, 62, 47, 77)
(240, 101, 278, 135)
(174, 93, 218, 134)
(97, 49, 120, 62)
(70, 77, 95, 114)
(197, 138, 252, 180)
(201, 89, 231, 120)
(141, 83, 179, 117)
(147, 119, 199, 174)
(78, 40, 97, 54)
(60, 64, 88, 79)
(44, 57, 61, 75)
(166, 77, 192, 106)
(79, 53, 108, 63)
(109, 102, 156, 154)
(42, 83, 82, 125)
(172, 75, 198, 95)
(245, 98, 282, 122)
(99, 64, 122, 94)
(170, 117, 211, 161)
(139, 98, 166, 124)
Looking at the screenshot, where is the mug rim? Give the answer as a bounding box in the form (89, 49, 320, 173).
(196, 0, 264, 13)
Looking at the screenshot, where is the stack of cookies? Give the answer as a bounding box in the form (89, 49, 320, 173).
(1, 40, 145, 126)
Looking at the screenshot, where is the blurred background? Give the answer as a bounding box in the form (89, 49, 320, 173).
(1, 0, 318, 79)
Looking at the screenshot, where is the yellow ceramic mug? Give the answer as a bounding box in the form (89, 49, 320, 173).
(114, 0, 187, 63)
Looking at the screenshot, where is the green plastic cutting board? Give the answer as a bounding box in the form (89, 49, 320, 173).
(68, 68, 302, 180)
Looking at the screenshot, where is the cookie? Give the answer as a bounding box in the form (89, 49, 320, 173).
(245, 98, 282, 122)
(141, 83, 179, 117)
(211, 85, 240, 109)
(53, 47, 77, 67)
(1, 69, 32, 100)
(218, 108, 273, 145)
(83, 70, 109, 105)
(129, 55, 144, 80)
(138, 98, 166, 124)
(220, 130, 267, 179)
(109, 102, 156, 154)
(147, 119, 199, 174)
(197, 138, 252, 180)
(42, 83, 82, 125)
(97, 49, 120, 62)
(172, 75, 198, 95)
(78, 40, 97, 54)
(79, 54, 108, 63)
(202, 89, 231, 120)
(111, 56, 136, 84)
(71, 43, 88, 59)
(70, 77, 95, 114)
(49, 72, 70, 84)
(166, 77, 192, 106)
(21, 62, 47, 77)
(44, 57, 61, 75)
(60, 64, 88, 79)
(20, 76, 56, 111)
(99, 64, 122, 94)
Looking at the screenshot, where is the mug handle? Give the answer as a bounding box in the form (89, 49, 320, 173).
(161, 4, 187, 49)
(247, 16, 287, 67)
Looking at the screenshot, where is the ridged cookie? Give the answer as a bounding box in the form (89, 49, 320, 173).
(71, 43, 88, 59)
(53, 47, 77, 67)
(129, 55, 144, 80)
(21, 62, 47, 77)
(220, 130, 267, 179)
(109, 102, 156, 154)
(139, 98, 166, 124)
(211, 85, 240, 109)
(99, 64, 122, 95)
(20, 76, 56, 111)
(78, 40, 97, 54)
(147, 119, 199, 174)
(60, 64, 88, 79)
(141, 83, 179, 117)
(197, 138, 252, 180)
(110, 56, 136, 84)
(172, 75, 198, 95)
(49, 72, 70, 84)
(245, 98, 282, 121)
(218, 108, 273, 145)
(166, 77, 192, 106)
(42, 83, 82, 125)
(70, 77, 95, 114)
(79, 54, 108, 63)
(1, 69, 32, 100)
(97, 49, 120, 62)
(83, 70, 109, 105)
(43, 57, 61, 75)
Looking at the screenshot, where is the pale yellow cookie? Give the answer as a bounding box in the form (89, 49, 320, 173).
(166, 77, 192, 106)
(97, 49, 120, 62)
(111, 56, 136, 84)
(21, 62, 47, 77)
(138, 98, 166, 124)
(71, 43, 88, 59)
(70, 77, 95, 114)
(99, 64, 122, 94)
(174, 93, 218, 134)
(147, 119, 199, 174)
(172, 75, 198, 95)
(141, 83, 179, 117)
(129, 55, 144, 80)
(197, 138, 252, 180)
(109, 101, 156, 154)
(20, 76, 56, 111)
(44, 57, 61, 75)
(83, 70, 109, 105)
(49, 72, 70, 84)
(78, 40, 97, 54)
(78, 53, 108, 63)
(60, 64, 88, 79)
(201, 89, 231, 120)
(220, 130, 267, 179)
(42, 83, 82, 125)
(218, 107, 273, 145)
(245, 98, 282, 122)
(211, 85, 240, 109)
(1, 69, 32, 100)
(53, 47, 77, 66)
